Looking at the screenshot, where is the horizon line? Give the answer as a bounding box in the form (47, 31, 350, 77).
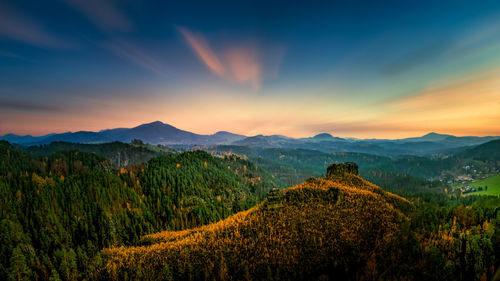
(1, 120, 499, 141)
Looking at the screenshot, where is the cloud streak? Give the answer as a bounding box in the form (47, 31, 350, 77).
(179, 27, 269, 90)
(0, 50, 34, 62)
(62, 0, 132, 32)
(381, 38, 455, 75)
(291, 68, 500, 138)
(103, 40, 167, 76)
(381, 16, 500, 76)
(0, 4, 69, 48)
(178, 27, 225, 76)
(0, 99, 64, 113)
(225, 48, 261, 90)
(385, 69, 500, 111)
(352, 69, 500, 137)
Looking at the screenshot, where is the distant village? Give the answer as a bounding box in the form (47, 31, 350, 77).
(454, 175, 489, 194)
(459, 184, 488, 194)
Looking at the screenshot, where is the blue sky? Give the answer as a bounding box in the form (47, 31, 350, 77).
(1, 0, 500, 137)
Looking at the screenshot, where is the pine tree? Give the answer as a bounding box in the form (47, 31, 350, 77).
(9, 246, 31, 281)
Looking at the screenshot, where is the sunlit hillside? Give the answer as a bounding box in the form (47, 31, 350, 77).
(100, 165, 412, 280)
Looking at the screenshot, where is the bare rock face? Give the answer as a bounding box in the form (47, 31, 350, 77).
(326, 162, 359, 177)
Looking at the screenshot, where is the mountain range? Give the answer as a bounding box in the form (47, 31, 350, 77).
(1, 121, 498, 155)
(0, 121, 246, 146)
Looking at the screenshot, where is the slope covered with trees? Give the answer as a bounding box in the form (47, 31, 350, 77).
(0, 141, 277, 281)
(455, 139, 500, 166)
(19, 141, 167, 167)
(100, 164, 500, 281)
(101, 166, 411, 280)
(205, 146, 446, 194)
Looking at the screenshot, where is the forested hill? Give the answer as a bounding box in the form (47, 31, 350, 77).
(0, 141, 278, 281)
(456, 139, 500, 162)
(101, 164, 500, 281)
(18, 141, 167, 167)
(204, 146, 447, 194)
(101, 164, 412, 280)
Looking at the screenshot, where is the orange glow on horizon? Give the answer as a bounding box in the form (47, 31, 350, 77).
(1, 68, 499, 139)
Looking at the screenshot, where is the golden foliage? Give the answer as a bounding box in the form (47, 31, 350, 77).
(32, 173, 46, 188)
(101, 173, 411, 280)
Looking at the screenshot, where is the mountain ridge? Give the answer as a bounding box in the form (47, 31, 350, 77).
(1, 122, 498, 156)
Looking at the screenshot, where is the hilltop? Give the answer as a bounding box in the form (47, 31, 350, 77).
(100, 163, 412, 280)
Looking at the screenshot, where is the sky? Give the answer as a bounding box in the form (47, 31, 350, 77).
(1, 0, 500, 138)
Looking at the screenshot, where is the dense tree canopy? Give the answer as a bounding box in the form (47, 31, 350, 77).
(0, 141, 277, 281)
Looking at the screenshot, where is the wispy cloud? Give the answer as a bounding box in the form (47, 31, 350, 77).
(103, 39, 167, 76)
(63, 0, 161, 76)
(0, 50, 34, 62)
(358, 69, 500, 136)
(381, 38, 455, 75)
(178, 27, 225, 76)
(0, 4, 70, 48)
(62, 0, 132, 32)
(292, 68, 500, 138)
(225, 48, 261, 90)
(0, 99, 64, 113)
(179, 27, 276, 90)
(381, 15, 500, 76)
(385, 69, 500, 111)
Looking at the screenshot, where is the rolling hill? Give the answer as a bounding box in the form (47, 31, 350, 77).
(100, 164, 412, 280)
(456, 139, 500, 162)
(204, 145, 449, 194)
(18, 141, 168, 166)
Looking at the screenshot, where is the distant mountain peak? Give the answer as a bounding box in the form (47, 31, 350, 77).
(313, 133, 334, 139)
(417, 132, 454, 142)
(136, 121, 168, 127)
(213, 131, 242, 136)
(423, 132, 451, 137)
(1, 133, 20, 137)
(214, 131, 231, 135)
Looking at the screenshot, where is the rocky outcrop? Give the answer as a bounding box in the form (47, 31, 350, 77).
(326, 162, 359, 178)
(265, 188, 284, 209)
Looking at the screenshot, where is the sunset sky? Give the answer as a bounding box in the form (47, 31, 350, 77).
(1, 0, 500, 138)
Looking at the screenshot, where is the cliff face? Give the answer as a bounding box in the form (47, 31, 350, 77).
(100, 162, 411, 281)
